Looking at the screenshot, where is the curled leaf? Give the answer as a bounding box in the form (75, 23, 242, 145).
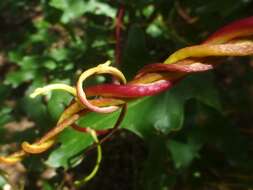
(76, 61, 126, 113)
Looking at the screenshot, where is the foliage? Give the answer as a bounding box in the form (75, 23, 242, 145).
(0, 0, 253, 189)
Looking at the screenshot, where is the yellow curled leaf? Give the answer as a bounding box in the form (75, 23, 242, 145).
(30, 84, 76, 98)
(0, 151, 25, 164)
(76, 60, 126, 113)
(165, 40, 253, 64)
(22, 140, 55, 154)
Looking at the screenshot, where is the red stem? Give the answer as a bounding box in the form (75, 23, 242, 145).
(115, 5, 125, 66)
(71, 124, 110, 135)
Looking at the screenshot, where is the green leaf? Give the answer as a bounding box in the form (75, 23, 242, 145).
(167, 139, 201, 169)
(49, 48, 69, 62)
(8, 51, 23, 63)
(89, 0, 116, 18)
(16, 56, 39, 69)
(0, 175, 7, 188)
(173, 72, 222, 111)
(122, 25, 149, 79)
(0, 108, 12, 127)
(0, 85, 10, 104)
(19, 97, 52, 128)
(42, 181, 54, 190)
(43, 60, 57, 70)
(123, 92, 184, 137)
(49, 0, 116, 23)
(50, 0, 86, 23)
(146, 16, 164, 38)
(46, 128, 93, 169)
(142, 137, 174, 190)
(5, 70, 37, 88)
(77, 90, 184, 138)
(4, 55, 42, 87)
(47, 91, 72, 122)
(142, 4, 155, 18)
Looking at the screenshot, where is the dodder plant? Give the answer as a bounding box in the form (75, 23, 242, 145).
(1, 16, 253, 186)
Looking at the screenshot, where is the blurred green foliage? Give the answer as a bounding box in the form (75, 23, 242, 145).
(0, 0, 253, 189)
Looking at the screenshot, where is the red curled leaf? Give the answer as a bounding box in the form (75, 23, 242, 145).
(204, 16, 253, 44)
(135, 62, 213, 78)
(85, 61, 214, 99)
(85, 80, 174, 98)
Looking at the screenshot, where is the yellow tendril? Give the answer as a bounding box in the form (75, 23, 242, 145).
(0, 151, 25, 165)
(21, 140, 55, 154)
(19, 84, 80, 155)
(165, 39, 253, 64)
(74, 128, 102, 187)
(30, 84, 76, 98)
(76, 60, 126, 113)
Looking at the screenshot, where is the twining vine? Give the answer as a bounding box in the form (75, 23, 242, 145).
(0, 16, 253, 186)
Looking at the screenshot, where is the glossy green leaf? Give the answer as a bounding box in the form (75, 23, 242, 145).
(46, 128, 93, 169)
(47, 91, 72, 122)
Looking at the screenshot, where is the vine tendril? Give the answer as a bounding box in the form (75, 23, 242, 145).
(74, 128, 102, 187)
